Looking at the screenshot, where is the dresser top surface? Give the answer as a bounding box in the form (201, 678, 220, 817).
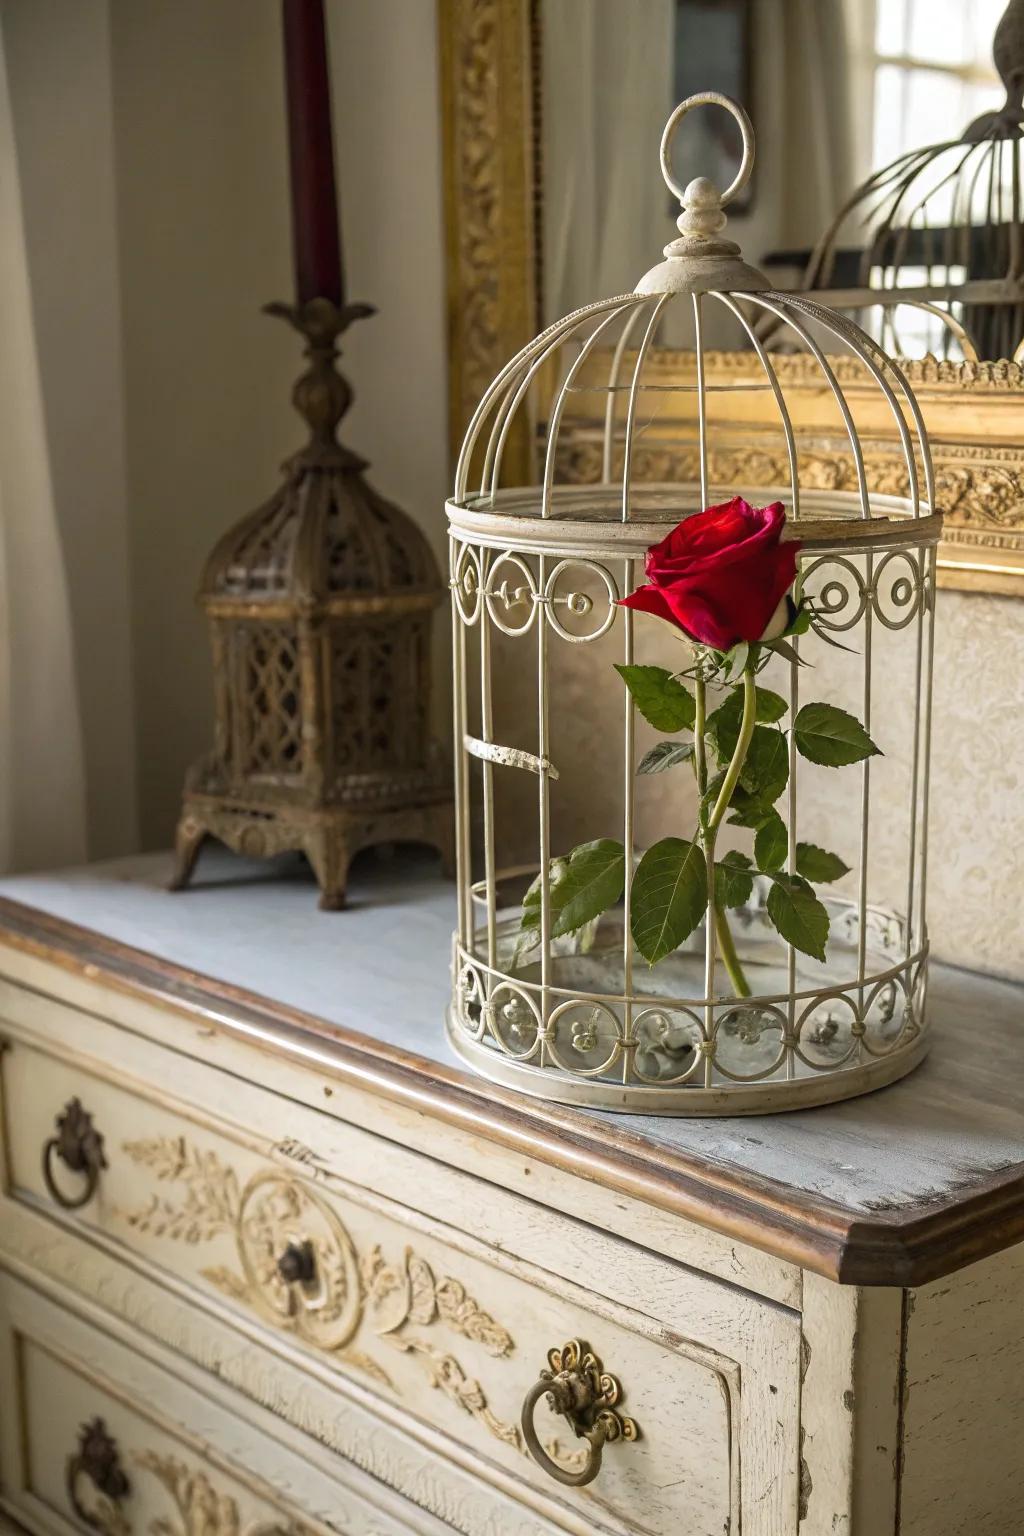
(1, 847, 1022, 1286)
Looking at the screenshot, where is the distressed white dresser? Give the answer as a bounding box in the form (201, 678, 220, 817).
(0, 850, 1022, 1536)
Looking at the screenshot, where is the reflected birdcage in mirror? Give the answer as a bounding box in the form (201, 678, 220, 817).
(798, 0, 1024, 363)
(171, 298, 453, 909)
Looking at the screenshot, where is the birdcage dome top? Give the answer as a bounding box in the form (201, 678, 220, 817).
(201, 455, 441, 608)
(449, 93, 939, 562)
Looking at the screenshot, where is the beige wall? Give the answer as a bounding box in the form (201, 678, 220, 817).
(108, 0, 448, 850)
(4, 0, 449, 856)
(5, 1, 1024, 983)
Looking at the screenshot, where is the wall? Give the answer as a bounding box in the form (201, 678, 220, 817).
(108, 0, 448, 851)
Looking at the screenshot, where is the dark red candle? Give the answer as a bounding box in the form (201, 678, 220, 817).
(282, 0, 343, 306)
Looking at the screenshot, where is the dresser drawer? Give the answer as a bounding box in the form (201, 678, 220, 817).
(0, 1273, 434, 1536)
(2, 1035, 800, 1534)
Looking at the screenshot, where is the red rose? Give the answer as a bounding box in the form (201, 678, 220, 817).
(618, 498, 800, 652)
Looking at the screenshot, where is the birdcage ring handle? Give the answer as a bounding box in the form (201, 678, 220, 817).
(659, 91, 755, 208)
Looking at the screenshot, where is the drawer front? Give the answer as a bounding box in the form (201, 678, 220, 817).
(0, 1274, 434, 1536)
(2, 1036, 800, 1535)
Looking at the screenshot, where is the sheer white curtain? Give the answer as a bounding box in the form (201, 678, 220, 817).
(0, 12, 86, 872)
(542, 0, 675, 322)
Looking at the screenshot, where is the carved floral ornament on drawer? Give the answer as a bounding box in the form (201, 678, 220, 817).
(67, 1418, 313, 1536)
(114, 1137, 589, 1473)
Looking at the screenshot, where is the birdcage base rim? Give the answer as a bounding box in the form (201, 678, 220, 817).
(444, 1008, 930, 1115)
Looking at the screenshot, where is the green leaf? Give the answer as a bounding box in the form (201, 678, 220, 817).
(755, 809, 788, 873)
(795, 843, 850, 884)
(716, 850, 754, 909)
(707, 685, 788, 762)
(766, 875, 830, 962)
(614, 665, 696, 732)
(637, 740, 694, 776)
(726, 795, 772, 830)
(740, 726, 790, 804)
(794, 702, 880, 767)
(630, 838, 708, 965)
(520, 839, 626, 940)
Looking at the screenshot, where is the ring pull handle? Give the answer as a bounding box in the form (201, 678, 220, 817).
(520, 1339, 639, 1488)
(43, 1097, 107, 1210)
(66, 1418, 130, 1533)
(659, 91, 755, 208)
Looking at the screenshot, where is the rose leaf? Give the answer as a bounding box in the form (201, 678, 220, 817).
(637, 740, 695, 775)
(708, 685, 788, 761)
(716, 850, 754, 909)
(794, 702, 881, 767)
(630, 837, 708, 966)
(766, 875, 830, 962)
(614, 664, 696, 732)
(520, 838, 626, 939)
(795, 843, 850, 883)
(739, 725, 790, 804)
(754, 809, 788, 873)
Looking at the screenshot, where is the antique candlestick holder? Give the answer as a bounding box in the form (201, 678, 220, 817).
(172, 298, 452, 908)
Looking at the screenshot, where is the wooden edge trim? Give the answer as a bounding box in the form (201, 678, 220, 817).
(0, 895, 1020, 1288)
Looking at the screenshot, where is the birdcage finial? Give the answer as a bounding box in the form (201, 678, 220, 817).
(635, 93, 769, 296)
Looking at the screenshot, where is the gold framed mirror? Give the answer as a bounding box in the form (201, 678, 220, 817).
(439, 0, 1024, 595)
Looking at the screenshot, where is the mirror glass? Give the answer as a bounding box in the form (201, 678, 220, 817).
(540, 0, 1011, 354)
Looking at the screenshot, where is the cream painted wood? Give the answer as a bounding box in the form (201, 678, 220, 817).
(900, 1245, 1024, 1535)
(0, 1035, 801, 1536)
(0, 965, 798, 1309)
(0, 1200, 578, 1536)
(0, 954, 800, 1309)
(0, 859, 1022, 1536)
(0, 1273, 450, 1536)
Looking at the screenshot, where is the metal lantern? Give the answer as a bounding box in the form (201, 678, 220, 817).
(172, 299, 453, 909)
(445, 94, 941, 1114)
(802, 0, 1024, 362)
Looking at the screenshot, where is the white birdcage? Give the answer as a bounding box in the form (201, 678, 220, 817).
(446, 93, 941, 1114)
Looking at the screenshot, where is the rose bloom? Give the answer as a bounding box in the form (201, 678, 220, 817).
(618, 497, 801, 652)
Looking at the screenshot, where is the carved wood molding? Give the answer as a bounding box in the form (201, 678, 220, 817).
(116, 1136, 533, 1457)
(439, 0, 539, 484)
(3, 1207, 546, 1536)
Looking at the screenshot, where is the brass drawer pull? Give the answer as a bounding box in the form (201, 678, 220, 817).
(66, 1418, 130, 1531)
(521, 1339, 639, 1487)
(43, 1098, 107, 1210)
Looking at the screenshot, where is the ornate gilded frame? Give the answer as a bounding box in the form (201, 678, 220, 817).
(439, 0, 540, 486)
(438, 3, 1024, 595)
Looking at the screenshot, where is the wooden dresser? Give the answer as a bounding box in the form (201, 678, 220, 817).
(0, 849, 1021, 1536)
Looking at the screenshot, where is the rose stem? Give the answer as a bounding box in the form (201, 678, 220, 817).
(693, 676, 708, 796)
(704, 665, 757, 1000)
(715, 903, 752, 998)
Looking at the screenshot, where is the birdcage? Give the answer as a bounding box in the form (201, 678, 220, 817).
(802, 0, 1024, 361)
(445, 93, 941, 1114)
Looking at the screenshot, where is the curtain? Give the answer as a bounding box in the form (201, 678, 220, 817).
(540, 0, 854, 330)
(0, 11, 86, 872)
